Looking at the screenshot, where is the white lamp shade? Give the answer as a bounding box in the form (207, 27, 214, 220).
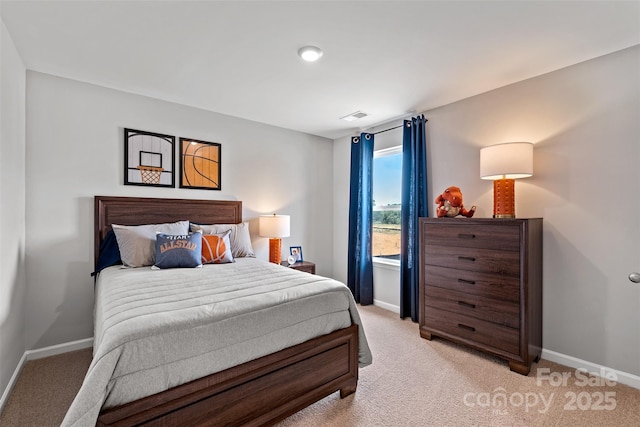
(259, 214, 290, 238)
(480, 142, 534, 180)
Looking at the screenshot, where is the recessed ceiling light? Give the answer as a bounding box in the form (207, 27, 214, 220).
(298, 46, 323, 62)
(340, 111, 368, 122)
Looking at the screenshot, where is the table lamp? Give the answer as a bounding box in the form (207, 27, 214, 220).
(259, 214, 290, 264)
(480, 142, 533, 218)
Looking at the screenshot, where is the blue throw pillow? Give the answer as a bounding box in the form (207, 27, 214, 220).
(92, 229, 122, 276)
(153, 231, 202, 269)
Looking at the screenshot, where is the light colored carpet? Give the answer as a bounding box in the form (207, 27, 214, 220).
(1, 305, 639, 426)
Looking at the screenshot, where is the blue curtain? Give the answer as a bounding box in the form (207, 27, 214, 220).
(347, 133, 374, 305)
(400, 115, 428, 321)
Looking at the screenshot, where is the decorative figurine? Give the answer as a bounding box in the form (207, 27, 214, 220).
(435, 186, 476, 218)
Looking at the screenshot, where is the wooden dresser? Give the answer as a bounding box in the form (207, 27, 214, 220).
(419, 218, 542, 375)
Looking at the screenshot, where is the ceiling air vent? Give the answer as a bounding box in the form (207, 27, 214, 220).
(340, 111, 368, 122)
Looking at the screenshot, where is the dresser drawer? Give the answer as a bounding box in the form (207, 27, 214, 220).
(425, 285, 519, 329)
(424, 265, 520, 303)
(423, 222, 520, 251)
(424, 306, 519, 355)
(423, 245, 520, 277)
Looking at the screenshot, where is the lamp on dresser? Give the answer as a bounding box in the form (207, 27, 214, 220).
(259, 214, 290, 264)
(480, 142, 533, 218)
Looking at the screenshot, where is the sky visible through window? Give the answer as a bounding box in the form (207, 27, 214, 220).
(372, 151, 402, 259)
(373, 153, 402, 208)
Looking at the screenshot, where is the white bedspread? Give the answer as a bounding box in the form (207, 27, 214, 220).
(62, 258, 372, 427)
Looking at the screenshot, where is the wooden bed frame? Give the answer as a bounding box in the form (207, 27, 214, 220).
(94, 196, 359, 426)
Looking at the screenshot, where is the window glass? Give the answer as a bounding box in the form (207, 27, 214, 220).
(372, 146, 402, 260)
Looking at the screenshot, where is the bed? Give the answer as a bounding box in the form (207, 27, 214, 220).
(62, 196, 372, 427)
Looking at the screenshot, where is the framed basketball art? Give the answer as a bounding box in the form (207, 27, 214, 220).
(179, 137, 221, 190)
(124, 128, 175, 187)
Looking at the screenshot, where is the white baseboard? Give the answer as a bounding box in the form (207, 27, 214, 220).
(0, 337, 93, 415)
(24, 337, 93, 361)
(0, 352, 27, 415)
(541, 348, 640, 390)
(373, 299, 400, 314)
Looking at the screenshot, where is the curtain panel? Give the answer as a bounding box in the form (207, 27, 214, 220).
(400, 115, 429, 321)
(347, 133, 374, 305)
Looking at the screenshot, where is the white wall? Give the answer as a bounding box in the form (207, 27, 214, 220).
(0, 19, 26, 400)
(332, 134, 351, 286)
(24, 72, 333, 349)
(333, 46, 640, 377)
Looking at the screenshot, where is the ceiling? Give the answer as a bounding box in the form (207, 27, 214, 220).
(2, 0, 639, 140)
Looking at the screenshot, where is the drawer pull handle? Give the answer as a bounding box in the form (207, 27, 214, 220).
(458, 256, 476, 262)
(458, 324, 475, 332)
(458, 233, 476, 239)
(458, 278, 476, 285)
(458, 301, 476, 309)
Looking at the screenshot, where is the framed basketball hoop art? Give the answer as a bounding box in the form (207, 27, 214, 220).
(124, 128, 175, 187)
(179, 137, 221, 190)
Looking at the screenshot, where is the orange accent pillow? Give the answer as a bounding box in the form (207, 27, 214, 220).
(201, 230, 234, 264)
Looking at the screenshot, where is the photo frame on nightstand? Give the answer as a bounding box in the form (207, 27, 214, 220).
(289, 246, 303, 262)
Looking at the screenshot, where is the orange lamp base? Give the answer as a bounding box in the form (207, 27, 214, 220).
(493, 178, 516, 218)
(268, 238, 282, 264)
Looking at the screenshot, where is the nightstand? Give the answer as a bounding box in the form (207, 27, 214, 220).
(280, 261, 316, 274)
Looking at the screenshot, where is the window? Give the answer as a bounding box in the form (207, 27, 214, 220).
(372, 146, 402, 261)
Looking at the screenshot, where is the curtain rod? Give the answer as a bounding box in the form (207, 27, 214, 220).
(368, 117, 429, 135)
(372, 124, 403, 135)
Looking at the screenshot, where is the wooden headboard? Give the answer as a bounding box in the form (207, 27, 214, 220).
(94, 196, 243, 267)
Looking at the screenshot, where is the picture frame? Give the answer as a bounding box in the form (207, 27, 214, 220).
(290, 246, 303, 262)
(179, 137, 221, 190)
(124, 128, 175, 187)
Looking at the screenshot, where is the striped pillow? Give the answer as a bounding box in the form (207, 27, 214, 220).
(201, 230, 234, 264)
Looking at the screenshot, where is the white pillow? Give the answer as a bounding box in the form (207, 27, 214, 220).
(112, 221, 190, 267)
(190, 222, 255, 258)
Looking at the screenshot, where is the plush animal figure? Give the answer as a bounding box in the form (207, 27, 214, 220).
(435, 186, 476, 218)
